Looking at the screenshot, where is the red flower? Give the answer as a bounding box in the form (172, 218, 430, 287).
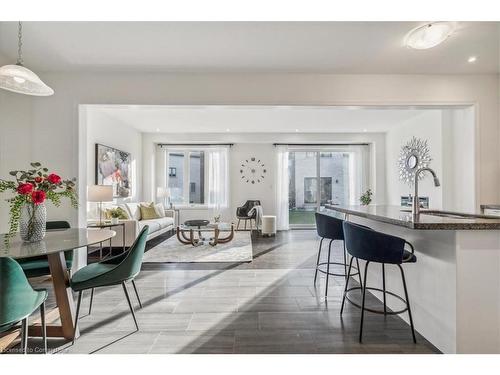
(17, 183, 34, 195)
(47, 173, 62, 184)
(34, 177, 44, 183)
(31, 190, 46, 205)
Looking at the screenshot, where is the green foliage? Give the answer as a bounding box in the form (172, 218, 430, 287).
(360, 189, 373, 206)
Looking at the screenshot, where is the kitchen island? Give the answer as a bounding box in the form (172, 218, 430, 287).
(324, 204, 500, 354)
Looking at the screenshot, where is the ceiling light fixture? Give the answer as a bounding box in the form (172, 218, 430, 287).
(0, 22, 54, 96)
(225, 128, 230, 132)
(467, 56, 477, 63)
(405, 22, 456, 50)
(295, 129, 299, 132)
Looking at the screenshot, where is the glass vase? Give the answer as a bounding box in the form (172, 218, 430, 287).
(20, 203, 47, 242)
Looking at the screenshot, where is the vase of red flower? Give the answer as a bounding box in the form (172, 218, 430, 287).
(19, 202, 47, 242)
(0, 162, 78, 243)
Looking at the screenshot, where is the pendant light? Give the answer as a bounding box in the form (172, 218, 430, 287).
(0, 22, 54, 96)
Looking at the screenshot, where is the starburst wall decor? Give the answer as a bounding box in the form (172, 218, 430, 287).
(398, 137, 432, 186)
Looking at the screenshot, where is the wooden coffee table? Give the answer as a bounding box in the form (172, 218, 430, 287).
(176, 221, 234, 247)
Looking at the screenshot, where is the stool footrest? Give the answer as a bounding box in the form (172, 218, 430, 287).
(316, 261, 360, 278)
(344, 286, 409, 315)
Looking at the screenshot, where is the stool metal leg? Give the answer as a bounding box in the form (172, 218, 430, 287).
(355, 258, 363, 289)
(325, 239, 333, 297)
(40, 301, 47, 354)
(382, 263, 387, 315)
(313, 238, 324, 284)
(398, 264, 417, 343)
(343, 241, 348, 280)
(340, 256, 354, 316)
(359, 261, 370, 343)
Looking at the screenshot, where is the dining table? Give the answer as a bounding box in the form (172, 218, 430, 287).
(0, 227, 115, 351)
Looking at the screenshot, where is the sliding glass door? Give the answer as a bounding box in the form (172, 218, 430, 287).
(288, 147, 367, 228)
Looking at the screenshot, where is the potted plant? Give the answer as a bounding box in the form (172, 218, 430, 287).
(360, 189, 373, 206)
(0, 162, 78, 243)
(107, 207, 123, 224)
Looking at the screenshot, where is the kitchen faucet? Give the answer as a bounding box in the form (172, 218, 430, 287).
(412, 167, 440, 217)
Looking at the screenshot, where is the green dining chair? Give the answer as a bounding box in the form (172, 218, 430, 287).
(70, 226, 149, 343)
(0, 257, 48, 354)
(17, 221, 73, 279)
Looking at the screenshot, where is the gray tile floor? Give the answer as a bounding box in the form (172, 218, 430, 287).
(23, 230, 439, 354)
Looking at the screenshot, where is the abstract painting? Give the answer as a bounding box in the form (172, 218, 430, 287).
(95, 143, 131, 198)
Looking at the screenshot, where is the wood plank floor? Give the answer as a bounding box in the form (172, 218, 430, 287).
(19, 230, 439, 354)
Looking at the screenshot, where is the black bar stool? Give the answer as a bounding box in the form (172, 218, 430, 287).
(314, 212, 363, 297)
(341, 221, 417, 343)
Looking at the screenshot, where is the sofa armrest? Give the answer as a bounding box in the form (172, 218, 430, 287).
(164, 209, 176, 220)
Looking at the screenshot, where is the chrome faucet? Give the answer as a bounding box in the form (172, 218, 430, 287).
(412, 167, 440, 217)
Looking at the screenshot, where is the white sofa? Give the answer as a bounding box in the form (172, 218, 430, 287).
(88, 202, 176, 247)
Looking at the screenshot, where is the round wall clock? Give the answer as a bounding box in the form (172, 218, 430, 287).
(240, 157, 266, 184)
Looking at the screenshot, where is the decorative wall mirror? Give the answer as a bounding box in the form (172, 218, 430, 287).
(398, 137, 432, 185)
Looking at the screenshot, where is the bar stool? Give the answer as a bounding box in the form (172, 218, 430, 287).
(314, 212, 363, 297)
(341, 221, 417, 343)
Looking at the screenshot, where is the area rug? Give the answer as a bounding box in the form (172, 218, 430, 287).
(143, 231, 253, 263)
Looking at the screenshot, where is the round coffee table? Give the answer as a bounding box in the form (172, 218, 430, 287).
(176, 221, 234, 247)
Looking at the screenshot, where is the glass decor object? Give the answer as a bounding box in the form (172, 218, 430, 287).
(398, 137, 432, 186)
(19, 203, 47, 242)
(0, 22, 54, 96)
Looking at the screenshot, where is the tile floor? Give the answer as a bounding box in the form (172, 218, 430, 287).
(21, 230, 439, 354)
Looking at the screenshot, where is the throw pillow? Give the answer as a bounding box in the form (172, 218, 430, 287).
(140, 203, 160, 220)
(154, 203, 166, 217)
(105, 207, 129, 220)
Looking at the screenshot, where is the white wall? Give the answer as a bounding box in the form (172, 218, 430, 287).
(385, 111, 444, 209)
(1, 72, 498, 232)
(385, 108, 476, 212)
(442, 108, 476, 212)
(142, 131, 385, 223)
(85, 108, 143, 204)
(0, 91, 33, 233)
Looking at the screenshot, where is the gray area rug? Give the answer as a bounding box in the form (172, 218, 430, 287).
(143, 231, 253, 263)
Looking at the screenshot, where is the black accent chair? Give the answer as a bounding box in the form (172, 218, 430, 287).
(341, 221, 417, 343)
(236, 200, 261, 231)
(314, 212, 363, 297)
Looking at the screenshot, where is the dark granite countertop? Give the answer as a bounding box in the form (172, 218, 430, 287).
(323, 205, 500, 230)
(481, 204, 500, 210)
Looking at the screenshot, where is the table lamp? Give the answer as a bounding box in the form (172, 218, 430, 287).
(157, 187, 171, 208)
(88, 185, 113, 225)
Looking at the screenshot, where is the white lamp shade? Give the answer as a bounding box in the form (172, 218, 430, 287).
(0, 64, 54, 96)
(88, 185, 113, 202)
(156, 187, 171, 198)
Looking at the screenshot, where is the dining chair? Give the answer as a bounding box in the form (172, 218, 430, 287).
(0, 257, 48, 354)
(70, 226, 149, 343)
(17, 221, 73, 278)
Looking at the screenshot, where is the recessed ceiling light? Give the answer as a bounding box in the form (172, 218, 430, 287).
(225, 128, 230, 132)
(363, 129, 368, 132)
(405, 22, 456, 50)
(156, 128, 160, 132)
(468, 56, 477, 63)
(295, 129, 299, 132)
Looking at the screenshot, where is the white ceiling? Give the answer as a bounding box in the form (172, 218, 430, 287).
(89, 105, 436, 133)
(0, 22, 498, 74)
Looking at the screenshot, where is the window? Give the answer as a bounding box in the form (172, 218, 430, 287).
(288, 147, 368, 227)
(165, 147, 228, 207)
